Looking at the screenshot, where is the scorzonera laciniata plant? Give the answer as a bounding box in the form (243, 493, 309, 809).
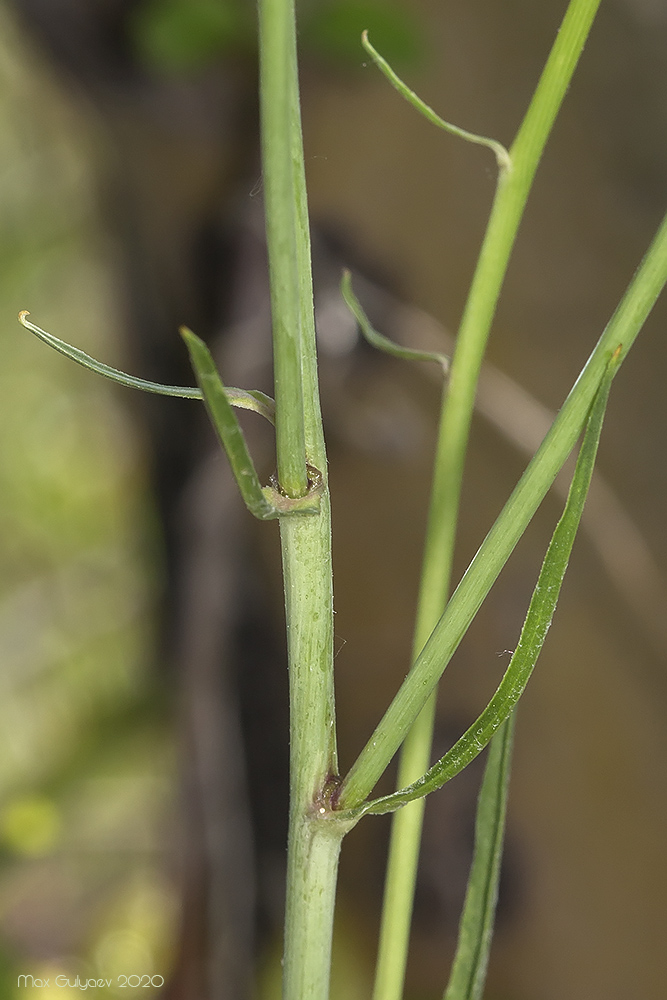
(19, 0, 667, 997)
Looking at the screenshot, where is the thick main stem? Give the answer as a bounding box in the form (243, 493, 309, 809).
(280, 501, 342, 1000)
(258, 0, 341, 997)
(283, 812, 346, 1000)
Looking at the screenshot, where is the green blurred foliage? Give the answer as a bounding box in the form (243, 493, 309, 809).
(130, 0, 424, 74)
(299, 0, 424, 69)
(131, 0, 255, 73)
(0, 795, 61, 857)
(0, 5, 177, 993)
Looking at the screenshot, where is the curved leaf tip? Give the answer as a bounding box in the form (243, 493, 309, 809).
(360, 31, 511, 174)
(341, 269, 449, 373)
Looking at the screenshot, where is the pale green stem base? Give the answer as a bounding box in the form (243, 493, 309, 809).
(279, 498, 341, 1000)
(280, 501, 337, 801)
(283, 814, 347, 1000)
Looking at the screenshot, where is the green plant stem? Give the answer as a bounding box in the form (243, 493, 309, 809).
(280, 504, 344, 1000)
(338, 202, 667, 814)
(370, 2, 601, 996)
(259, 0, 307, 498)
(290, 70, 326, 472)
(282, 815, 348, 1000)
(434, 0, 603, 605)
(258, 1, 342, 998)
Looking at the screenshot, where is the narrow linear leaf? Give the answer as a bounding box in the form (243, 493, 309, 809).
(341, 270, 449, 373)
(443, 713, 515, 1000)
(361, 31, 511, 173)
(338, 347, 621, 821)
(181, 326, 279, 520)
(18, 311, 276, 423)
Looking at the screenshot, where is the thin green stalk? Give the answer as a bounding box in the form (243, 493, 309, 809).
(368, 2, 602, 997)
(432, 0, 603, 614)
(337, 202, 667, 813)
(289, 52, 326, 472)
(340, 272, 448, 1000)
(258, 2, 342, 999)
(259, 0, 307, 498)
(279, 504, 345, 1000)
(443, 714, 516, 1000)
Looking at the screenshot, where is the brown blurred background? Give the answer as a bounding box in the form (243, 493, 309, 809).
(0, 1, 665, 998)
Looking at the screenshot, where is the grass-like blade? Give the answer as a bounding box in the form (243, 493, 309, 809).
(339, 346, 621, 820)
(181, 327, 279, 520)
(361, 31, 511, 174)
(442, 712, 515, 1000)
(18, 311, 276, 424)
(341, 270, 449, 373)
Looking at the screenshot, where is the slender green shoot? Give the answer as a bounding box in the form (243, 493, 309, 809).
(342, 259, 446, 1000)
(443, 713, 516, 1000)
(361, 31, 511, 174)
(258, 2, 340, 998)
(289, 50, 327, 473)
(364, 4, 603, 997)
(340, 345, 622, 822)
(337, 200, 667, 814)
(18, 310, 276, 422)
(341, 271, 449, 373)
(259, 0, 308, 497)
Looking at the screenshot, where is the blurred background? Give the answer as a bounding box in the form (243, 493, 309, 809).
(0, 1, 666, 998)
